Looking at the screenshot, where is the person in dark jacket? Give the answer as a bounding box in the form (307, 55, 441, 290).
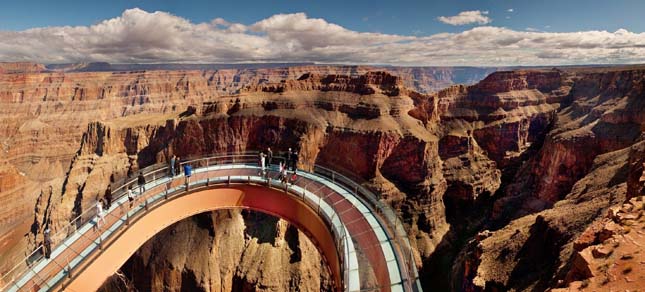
(104, 184, 112, 210)
(43, 228, 52, 259)
(267, 147, 273, 167)
(286, 148, 293, 170)
(138, 172, 146, 194)
(170, 155, 176, 177)
(175, 157, 182, 176)
(290, 151, 299, 171)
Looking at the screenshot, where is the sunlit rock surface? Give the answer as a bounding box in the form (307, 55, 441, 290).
(1, 63, 644, 291)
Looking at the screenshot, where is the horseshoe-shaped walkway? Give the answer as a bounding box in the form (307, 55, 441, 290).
(1, 154, 422, 292)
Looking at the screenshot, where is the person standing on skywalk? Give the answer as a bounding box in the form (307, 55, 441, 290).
(258, 151, 267, 176)
(43, 228, 52, 259)
(104, 184, 112, 210)
(290, 151, 299, 171)
(96, 200, 106, 228)
(170, 154, 176, 177)
(184, 163, 193, 187)
(267, 147, 273, 167)
(138, 172, 146, 195)
(127, 186, 135, 207)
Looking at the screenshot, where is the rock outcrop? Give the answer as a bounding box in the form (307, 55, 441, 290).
(453, 67, 645, 291)
(553, 196, 645, 291)
(1, 63, 645, 291)
(99, 210, 332, 292)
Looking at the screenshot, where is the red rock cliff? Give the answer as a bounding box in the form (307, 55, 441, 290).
(1, 64, 645, 291)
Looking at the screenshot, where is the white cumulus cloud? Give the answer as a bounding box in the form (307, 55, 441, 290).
(1, 9, 645, 66)
(437, 10, 491, 26)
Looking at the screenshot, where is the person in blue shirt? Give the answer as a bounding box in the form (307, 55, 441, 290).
(184, 163, 192, 186)
(184, 163, 192, 177)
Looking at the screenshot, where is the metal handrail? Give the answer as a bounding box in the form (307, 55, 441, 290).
(310, 163, 421, 291)
(1, 152, 418, 291)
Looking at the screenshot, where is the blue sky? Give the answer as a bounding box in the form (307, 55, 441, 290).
(1, 0, 645, 65)
(1, 0, 644, 34)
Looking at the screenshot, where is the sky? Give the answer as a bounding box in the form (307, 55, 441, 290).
(1, 0, 645, 66)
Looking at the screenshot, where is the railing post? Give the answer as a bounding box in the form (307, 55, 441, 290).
(248, 176, 250, 184)
(144, 198, 148, 211)
(227, 176, 231, 186)
(98, 235, 103, 250)
(126, 211, 130, 226)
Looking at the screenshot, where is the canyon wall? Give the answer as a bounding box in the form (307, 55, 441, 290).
(98, 210, 332, 292)
(0, 63, 644, 291)
(453, 68, 645, 291)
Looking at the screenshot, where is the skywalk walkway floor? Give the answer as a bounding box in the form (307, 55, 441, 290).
(4, 162, 414, 292)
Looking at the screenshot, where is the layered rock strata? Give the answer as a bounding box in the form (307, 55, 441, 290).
(0, 63, 644, 291)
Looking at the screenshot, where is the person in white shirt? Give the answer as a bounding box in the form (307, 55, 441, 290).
(96, 200, 106, 228)
(278, 161, 285, 182)
(258, 151, 266, 176)
(280, 162, 288, 184)
(127, 186, 135, 208)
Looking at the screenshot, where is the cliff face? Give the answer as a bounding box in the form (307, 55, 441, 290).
(0, 63, 644, 291)
(454, 68, 645, 291)
(0, 62, 46, 74)
(98, 210, 332, 292)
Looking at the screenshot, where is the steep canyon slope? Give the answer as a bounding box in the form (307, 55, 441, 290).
(0, 63, 643, 291)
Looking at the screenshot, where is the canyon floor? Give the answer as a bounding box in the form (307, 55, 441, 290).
(0, 62, 644, 291)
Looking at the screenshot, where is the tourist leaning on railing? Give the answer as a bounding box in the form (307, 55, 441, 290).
(184, 163, 192, 185)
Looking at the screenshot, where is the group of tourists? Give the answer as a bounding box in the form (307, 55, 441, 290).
(257, 148, 299, 169)
(125, 172, 148, 208)
(257, 147, 300, 185)
(257, 148, 272, 175)
(169, 154, 193, 182)
(90, 149, 299, 235)
(92, 170, 149, 232)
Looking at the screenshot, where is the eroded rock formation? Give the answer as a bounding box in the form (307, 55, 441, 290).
(98, 210, 332, 292)
(0, 63, 644, 291)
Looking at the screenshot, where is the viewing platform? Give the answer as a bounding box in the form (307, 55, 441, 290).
(1, 153, 422, 292)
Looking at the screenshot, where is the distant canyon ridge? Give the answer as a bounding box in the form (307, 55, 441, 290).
(0, 62, 644, 291)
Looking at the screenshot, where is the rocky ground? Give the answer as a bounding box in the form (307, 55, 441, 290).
(553, 196, 645, 291)
(0, 63, 644, 291)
